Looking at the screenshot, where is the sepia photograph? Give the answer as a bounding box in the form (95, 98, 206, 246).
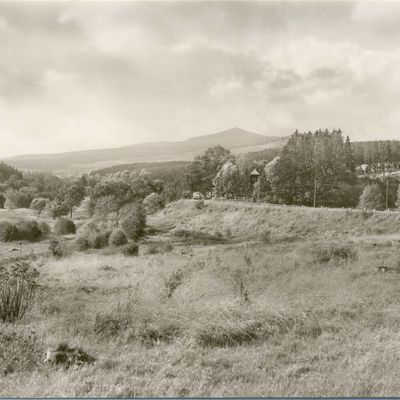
(1, 0, 400, 397)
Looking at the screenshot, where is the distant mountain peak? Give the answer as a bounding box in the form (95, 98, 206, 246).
(3, 127, 285, 173)
(185, 127, 281, 147)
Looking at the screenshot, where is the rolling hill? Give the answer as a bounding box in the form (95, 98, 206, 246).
(3, 128, 286, 173)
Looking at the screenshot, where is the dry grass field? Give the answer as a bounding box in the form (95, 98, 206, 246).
(2, 200, 400, 396)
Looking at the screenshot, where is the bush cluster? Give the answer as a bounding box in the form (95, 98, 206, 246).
(109, 229, 127, 247)
(54, 218, 76, 235)
(75, 222, 110, 250)
(0, 220, 49, 242)
(122, 242, 139, 256)
(74, 221, 140, 255)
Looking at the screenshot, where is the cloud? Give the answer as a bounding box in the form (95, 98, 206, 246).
(209, 79, 243, 99)
(1, 1, 400, 158)
(40, 69, 78, 87)
(352, 1, 400, 30)
(0, 14, 7, 29)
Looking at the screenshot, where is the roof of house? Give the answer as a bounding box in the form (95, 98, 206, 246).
(250, 168, 260, 176)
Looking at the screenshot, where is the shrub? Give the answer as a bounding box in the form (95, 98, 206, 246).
(173, 229, 226, 245)
(164, 269, 184, 298)
(312, 242, 358, 263)
(94, 313, 126, 338)
(358, 183, 385, 211)
(0, 221, 19, 242)
(143, 192, 165, 214)
(0, 261, 39, 322)
(90, 231, 111, 249)
(38, 221, 51, 238)
(122, 242, 139, 256)
(49, 238, 67, 258)
(76, 221, 98, 240)
(15, 220, 42, 242)
(260, 228, 271, 243)
(193, 320, 259, 347)
(54, 217, 76, 235)
(76, 221, 110, 250)
(194, 199, 205, 210)
(0, 220, 45, 242)
(0, 325, 43, 374)
(0, 220, 47, 242)
(94, 305, 181, 345)
(75, 236, 90, 251)
(109, 229, 128, 247)
(136, 321, 181, 346)
(145, 242, 173, 255)
(120, 202, 146, 240)
(361, 210, 373, 219)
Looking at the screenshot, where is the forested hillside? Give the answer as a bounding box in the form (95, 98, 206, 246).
(0, 162, 23, 182)
(353, 140, 400, 172)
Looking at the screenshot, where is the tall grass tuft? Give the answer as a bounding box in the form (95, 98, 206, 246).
(0, 261, 39, 323)
(260, 228, 272, 244)
(0, 325, 43, 375)
(164, 269, 184, 298)
(190, 306, 322, 347)
(311, 242, 358, 263)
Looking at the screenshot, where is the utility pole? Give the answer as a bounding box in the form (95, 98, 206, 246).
(386, 178, 389, 210)
(313, 178, 317, 208)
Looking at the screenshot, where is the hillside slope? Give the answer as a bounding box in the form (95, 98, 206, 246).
(150, 200, 400, 241)
(3, 128, 285, 173)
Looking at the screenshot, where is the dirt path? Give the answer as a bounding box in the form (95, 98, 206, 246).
(0, 235, 75, 262)
(349, 233, 400, 244)
(0, 241, 49, 261)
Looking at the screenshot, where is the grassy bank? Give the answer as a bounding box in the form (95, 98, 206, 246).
(150, 200, 400, 241)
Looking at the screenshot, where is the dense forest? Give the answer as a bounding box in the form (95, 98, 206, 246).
(353, 140, 400, 173)
(0, 162, 23, 182)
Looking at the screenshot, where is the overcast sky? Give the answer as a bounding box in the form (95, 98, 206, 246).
(1, 1, 400, 158)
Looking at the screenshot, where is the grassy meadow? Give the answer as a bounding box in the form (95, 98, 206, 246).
(2, 200, 400, 396)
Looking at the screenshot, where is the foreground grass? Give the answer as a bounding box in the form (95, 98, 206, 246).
(2, 233, 400, 396)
